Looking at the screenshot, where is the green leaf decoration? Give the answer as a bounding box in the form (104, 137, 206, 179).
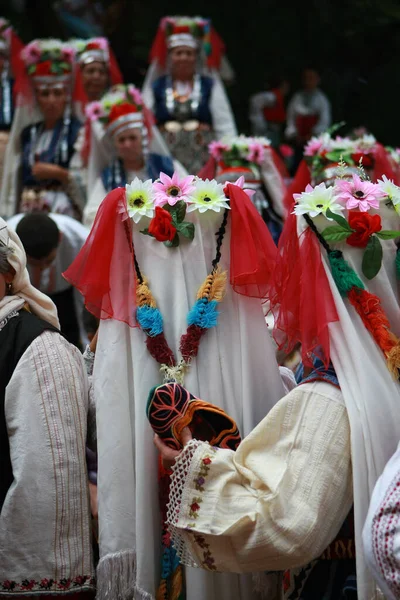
(163, 200, 186, 224)
(322, 226, 353, 242)
(176, 221, 195, 240)
(375, 230, 400, 240)
(164, 233, 180, 248)
(27, 65, 36, 75)
(362, 236, 383, 280)
(325, 151, 354, 165)
(326, 209, 353, 230)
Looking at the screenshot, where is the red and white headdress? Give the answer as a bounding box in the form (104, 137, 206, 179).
(85, 84, 152, 142)
(71, 37, 123, 106)
(20, 39, 75, 90)
(148, 16, 225, 71)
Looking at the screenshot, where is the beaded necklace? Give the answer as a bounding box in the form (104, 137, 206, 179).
(165, 74, 201, 118)
(125, 208, 229, 384)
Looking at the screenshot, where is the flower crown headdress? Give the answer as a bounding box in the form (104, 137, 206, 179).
(162, 16, 211, 53)
(304, 128, 378, 184)
(209, 135, 272, 168)
(73, 37, 109, 66)
(21, 39, 75, 84)
(86, 84, 145, 138)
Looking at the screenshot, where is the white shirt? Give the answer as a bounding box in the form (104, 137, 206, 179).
(7, 213, 89, 295)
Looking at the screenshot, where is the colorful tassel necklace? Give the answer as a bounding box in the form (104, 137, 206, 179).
(132, 208, 229, 385)
(303, 213, 400, 379)
(124, 209, 229, 600)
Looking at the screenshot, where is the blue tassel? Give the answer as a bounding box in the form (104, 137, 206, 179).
(187, 299, 219, 329)
(136, 305, 163, 336)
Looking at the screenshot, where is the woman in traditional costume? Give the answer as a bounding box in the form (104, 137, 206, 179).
(72, 37, 123, 121)
(0, 18, 24, 187)
(0, 217, 94, 598)
(0, 39, 84, 219)
(83, 83, 182, 228)
(155, 169, 400, 599)
(65, 172, 295, 599)
(142, 16, 237, 174)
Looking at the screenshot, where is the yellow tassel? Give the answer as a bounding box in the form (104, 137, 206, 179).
(170, 565, 184, 600)
(156, 579, 167, 600)
(208, 268, 227, 302)
(136, 278, 157, 308)
(196, 273, 214, 300)
(386, 340, 400, 379)
(196, 267, 227, 303)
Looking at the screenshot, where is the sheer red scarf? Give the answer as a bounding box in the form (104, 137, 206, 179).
(64, 184, 278, 326)
(268, 210, 339, 367)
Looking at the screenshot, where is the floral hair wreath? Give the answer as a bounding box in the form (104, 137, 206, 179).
(293, 161, 400, 378)
(22, 40, 75, 77)
(85, 84, 143, 123)
(209, 135, 271, 168)
(124, 172, 237, 247)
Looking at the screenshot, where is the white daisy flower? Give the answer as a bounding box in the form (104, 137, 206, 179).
(378, 175, 400, 209)
(125, 178, 155, 223)
(187, 178, 231, 213)
(293, 182, 345, 218)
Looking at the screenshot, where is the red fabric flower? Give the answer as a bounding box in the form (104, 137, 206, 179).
(108, 102, 139, 125)
(34, 60, 52, 76)
(173, 25, 191, 34)
(148, 207, 177, 242)
(190, 502, 200, 512)
(351, 153, 374, 168)
(346, 211, 382, 248)
(86, 42, 101, 50)
(203, 457, 212, 465)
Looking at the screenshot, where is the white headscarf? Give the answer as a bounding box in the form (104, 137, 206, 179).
(0, 217, 59, 328)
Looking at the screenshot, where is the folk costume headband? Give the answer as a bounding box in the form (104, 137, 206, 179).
(149, 16, 225, 70)
(85, 84, 151, 141)
(71, 37, 123, 106)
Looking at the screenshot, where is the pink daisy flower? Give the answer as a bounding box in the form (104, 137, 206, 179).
(22, 41, 41, 66)
(231, 175, 256, 199)
(247, 142, 265, 165)
(61, 46, 75, 64)
(128, 85, 143, 106)
(334, 174, 385, 212)
(153, 172, 195, 207)
(85, 101, 103, 121)
(209, 140, 228, 160)
(304, 137, 324, 157)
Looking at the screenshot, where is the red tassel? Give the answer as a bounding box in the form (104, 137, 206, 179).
(348, 287, 397, 355)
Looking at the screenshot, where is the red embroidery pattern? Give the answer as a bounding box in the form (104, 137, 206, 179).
(187, 447, 218, 571)
(372, 471, 400, 596)
(1, 575, 95, 594)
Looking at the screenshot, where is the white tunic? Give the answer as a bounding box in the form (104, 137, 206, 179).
(7, 213, 89, 342)
(0, 299, 94, 596)
(167, 381, 353, 572)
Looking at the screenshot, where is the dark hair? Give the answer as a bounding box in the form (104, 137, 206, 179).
(16, 213, 60, 259)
